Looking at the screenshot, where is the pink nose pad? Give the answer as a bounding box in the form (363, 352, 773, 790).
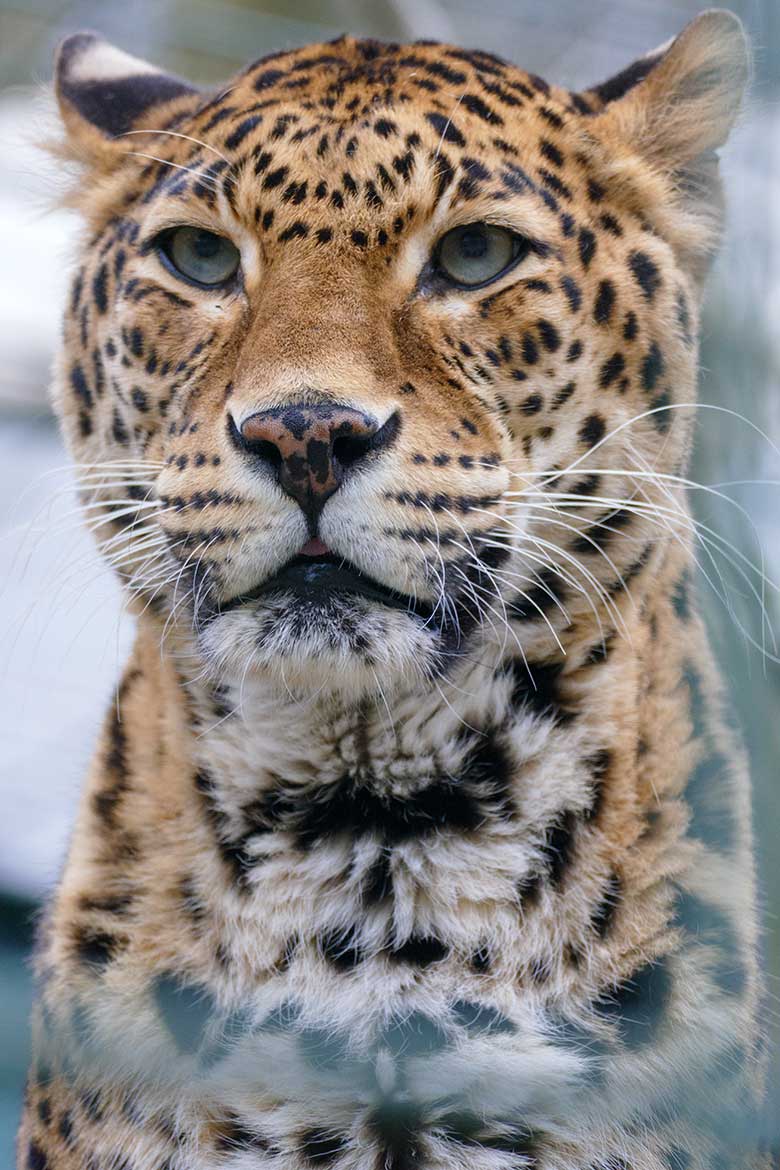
(234, 403, 400, 526)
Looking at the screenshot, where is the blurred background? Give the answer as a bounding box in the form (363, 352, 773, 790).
(0, 0, 777, 1161)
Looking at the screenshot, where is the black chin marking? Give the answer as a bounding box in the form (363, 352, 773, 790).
(218, 553, 434, 620)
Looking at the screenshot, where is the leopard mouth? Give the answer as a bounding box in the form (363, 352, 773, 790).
(219, 553, 434, 621)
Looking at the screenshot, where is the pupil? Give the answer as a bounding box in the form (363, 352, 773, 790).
(459, 228, 488, 260)
(192, 231, 221, 259)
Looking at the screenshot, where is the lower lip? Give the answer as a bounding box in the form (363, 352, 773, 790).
(221, 555, 432, 619)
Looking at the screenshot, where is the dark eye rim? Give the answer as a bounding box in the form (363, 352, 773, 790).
(154, 226, 242, 291)
(432, 222, 539, 291)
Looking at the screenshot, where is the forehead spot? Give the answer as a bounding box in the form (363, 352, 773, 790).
(425, 112, 466, 147)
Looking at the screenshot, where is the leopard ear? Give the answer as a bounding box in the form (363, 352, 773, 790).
(54, 32, 198, 161)
(585, 9, 749, 167)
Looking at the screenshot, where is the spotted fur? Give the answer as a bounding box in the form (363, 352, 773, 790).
(18, 14, 770, 1170)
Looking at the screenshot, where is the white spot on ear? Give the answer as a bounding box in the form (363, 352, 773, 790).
(68, 40, 161, 85)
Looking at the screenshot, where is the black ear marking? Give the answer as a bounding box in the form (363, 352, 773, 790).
(588, 49, 665, 106)
(55, 31, 198, 140)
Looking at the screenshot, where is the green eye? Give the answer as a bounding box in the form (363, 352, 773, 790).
(159, 226, 240, 287)
(435, 223, 529, 287)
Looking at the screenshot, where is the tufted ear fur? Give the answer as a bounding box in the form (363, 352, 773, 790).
(583, 10, 749, 275)
(54, 32, 198, 165)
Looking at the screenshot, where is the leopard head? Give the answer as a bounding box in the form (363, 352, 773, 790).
(51, 14, 748, 700)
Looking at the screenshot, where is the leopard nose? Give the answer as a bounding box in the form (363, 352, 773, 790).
(232, 403, 400, 525)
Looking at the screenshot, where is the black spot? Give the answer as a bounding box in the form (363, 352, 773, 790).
(587, 177, 605, 202)
(578, 228, 596, 269)
(540, 139, 564, 167)
(215, 1112, 273, 1153)
(591, 873, 621, 938)
(301, 1127, 348, 1164)
(540, 105, 564, 128)
(470, 945, 491, 973)
(27, 1143, 48, 1170)
(675, 288, 693, 345)
(539, 167, 572, 199)
(393, 151, 415, 180)
(73, 925, 121, 968)
(224, 114, 262, 150)
(521, 393, 543, 415)
(390, 935, 449, 967)
(58, 1112, 74, 1146)
(254, 67, 285, 91)
(537, 319, 561, 352)
(539, 810, 578, 887)
(279, 220, 309, 242)
(248, 731, 512, 851)
(263, 165, 289, 189)
(522, 333, 539, 365)
(650, 389, 672, 431)
(70, 363, 93, 410)
(552, 381, 576, 409)
(506, 658, 571, 723)
(194, 768, 254, 885)
(319, 925, 363, 971)
(460, 92, 503, 125)
(112, 408, 129, 446)
(351, 229, 368, 247)
(368, 1106, 422, 1170)
(594, 279, 616, 324)
(561, 275, 582, 313)
(628, 250, 661, 300)
(92, 263, 109, 314)
(282, 178, 308, 205)
(566, 339, 583, 363)
(596, 957, 672, 1047)
(37, 1098, 51, 1127)
(579, 414, 606, 447)
(130, 386, 148, 412)
(363, 851, 393, 905)
(507, 569, 568, 629)
(640, 341, 664, 392)
(589, 207, 618, 238)
(375, 118, 397, 138)
(437, 1113, 539, 1158)
(425, 111, 466, 146)
(599, 352, 625, 389)
(623, 310, 638, 341)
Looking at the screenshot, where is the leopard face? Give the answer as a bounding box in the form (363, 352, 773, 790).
(52, 17, 746, 699)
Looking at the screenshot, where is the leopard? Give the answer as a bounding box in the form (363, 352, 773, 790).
(17, 11, 771, 1170)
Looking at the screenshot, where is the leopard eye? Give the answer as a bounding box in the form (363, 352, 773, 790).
(158, 226, 240, 287)
(435, 223, 529, 288)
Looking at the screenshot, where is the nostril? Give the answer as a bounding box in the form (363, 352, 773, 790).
(246, 438, 283, 471)
(332, 433, 372, 468)
(228, 413, 283, 472)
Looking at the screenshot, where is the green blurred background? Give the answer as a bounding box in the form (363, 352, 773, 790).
(0, 0, 777, 1162)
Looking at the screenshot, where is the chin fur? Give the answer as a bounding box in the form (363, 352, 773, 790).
(197, 593, 441, 701)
